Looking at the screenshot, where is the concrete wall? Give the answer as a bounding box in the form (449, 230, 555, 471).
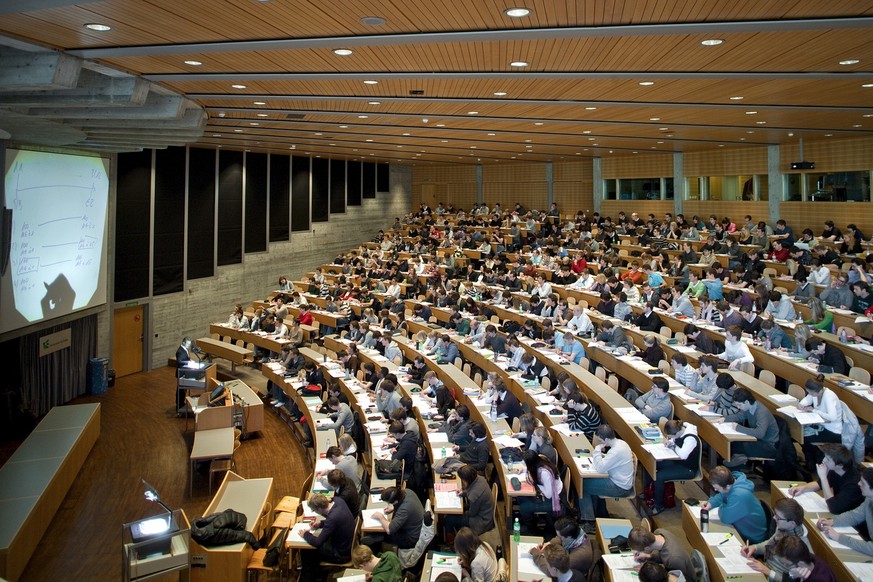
(103, 164, 412, 369)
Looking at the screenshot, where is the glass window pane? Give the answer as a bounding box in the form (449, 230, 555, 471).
(664, 178, 674, 200)
(784, 174, 802, 201)
(618, 177, 660, 200)
(757, 175, 769, 201)
(604, 179, 617, 200)
(686, 177, 701, 200)
(806, 171, 870, 202)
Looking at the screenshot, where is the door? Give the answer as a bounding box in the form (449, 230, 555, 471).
(420, 183, 438, 209)
(113, 305, 144, 377)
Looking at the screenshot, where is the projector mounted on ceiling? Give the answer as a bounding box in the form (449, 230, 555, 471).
(791, 161, 815, 170)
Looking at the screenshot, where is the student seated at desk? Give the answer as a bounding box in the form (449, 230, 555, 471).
(634, 335, 665, 368)
(718, 326, 754, 371)
(320, 442, 362, 492)
(742, 498, 812, 582)
(758, 319, 793, 350)
(320, 397, 355, 437)
(564, 392, 601, 439)
(749, 535, 836, 582)
(317, 384, 349, 414)
(301, 493, 356, 581)
(491, 379, 522, 424)
(798, 376, 844, 468)
(642, 420, 700, 515)
(442, 465, 495, 536)
(818, 466, 873, 556)
(632, 376, 673, 422)
(701, 466, 768, 544)
(595, 320, 634, 354)
(375, 379, 402, 418)
(534, 542, 586, 582)
(321, 469, 361, 515)
(669, 353, 697, 388)
(529, 517, 598, 578)
(580, 425, 635, 524)
(351, 546, 403, 582)
(722, 388, 779, 466)
(439, 422, 489, 474)
(686, 355, 719, 401)
(789, 444, 863, 515)
(518, 449, 564, 530)
(367, 486, 424, 551)
(682, 324, 718, 355)
(636, 301, 663, 332)
(628, 525, 695, 581)
(439, 404, 472, 447)
(637, 560, 686, 582)
(455, 527, 499, 582)
(805, 337, 849, 375)
(559, 331, 586, 364)
(705, 373, 742, 417)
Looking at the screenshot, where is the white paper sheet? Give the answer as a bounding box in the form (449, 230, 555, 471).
(515, 542, 543, 576)
(776, 488, 831, 513)
(601, 553, 639, 570)
(641, 443, 681, 460)
(846, 561, 873, 580)
(435, 490, 463, 509)
(702, 532, 741, 547)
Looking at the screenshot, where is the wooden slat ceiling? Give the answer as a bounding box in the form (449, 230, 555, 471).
(0, 0, 872, 164)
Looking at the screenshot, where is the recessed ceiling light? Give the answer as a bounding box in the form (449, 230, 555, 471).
(588, 137, 596, 141)
(232, 84, 247, 89)
(253, 101, 266, 105)
(361, 16, 387, 26)
(365, 139, 373, 142)
(494, 91, 507, 96)
(701, 39, 724, 46)
(467, 111, 479, 115)
(504, 7, 531, 17)
(639, 81, 655, 86)
(746, 131, 754, 134)
(510, 61, 529, 67)
(441, 140, 448, 143)
(470, 146, 477, 149)
(339, 125, 348, 128)
(756, 121, 767, 124)
(234, 129, 243, 132)
(184, 60, 202, 66)
(649, 117, 660, 121)
(487, 133, 496, 136)
(358, 115, 369, 119)
(583, 130, 591, 134)
(864, 114, 873, 118)
(787, 133, 794, 137)
(719, 144, 725, 147)
(436, 123, 445, 127)
(524, 139, 532, 142)
(585, 107, 597, 110)
(739, 138, 746, 141)
(853, 124, 862, 127)
(534, 122, 544, 126)
(331, 143, 337, 146)
(657, 141, 664, 144)
(659, 127, 669, 131)
(840, 59, 860, 65)
(745, 111, 758, 115)
(333, 48, 353, 56)
(825, 133, 833, 137)
(217, 112, 226, 117)
(250, 122, 259, 126)
(401, 132, 411, 136)
(863, 83, 873, 88)
(257, 113, 268, 117)
(314, 132, 322, 136)
(363, 80, 379, 85)
(730, 96, 744, 100)
(212, 134, 221, 137)
(85, 23, 111, 31)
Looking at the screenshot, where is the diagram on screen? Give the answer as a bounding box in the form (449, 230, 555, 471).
(5, 150, 109, 325)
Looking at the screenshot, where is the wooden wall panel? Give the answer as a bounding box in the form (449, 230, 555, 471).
(602, 153, 673, 179)
(446, 183, 477, 210)
(483, 182, 547, 212)
(780, 202, 873, 239)
(412, 164, 477, 209)
(553, 160, 593, 182)
(412, 165, 477, 185)
(781, 136, 873, 173)
(685, 146, 768, 176)
(600, 200, 674, 220)
(683, 201, 769, 223)
(482, 162, 546, 183)
(554, 182, 594, 214)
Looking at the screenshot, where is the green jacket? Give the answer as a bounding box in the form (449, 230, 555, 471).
(370, 551, 403, 582)
(455, 318, 471, 335)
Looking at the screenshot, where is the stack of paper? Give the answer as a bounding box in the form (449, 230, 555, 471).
(435, 490, 463, 509)
(715, 548, 758, 575)
(493, 435, 525, 448)
(716, 423, 746, 436)
(515, 542, 543, 579)
(601, 554, 638, 570)
(642, 443, 681, 460)
(361, 509, 383, 530)
(429, 553, 462, 581)
(550, 423, 576, 437)
(615, 407, 651, 424)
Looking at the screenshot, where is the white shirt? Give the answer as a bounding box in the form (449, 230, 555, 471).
(569, 275, 593, 290)
(386, 284, 401, 297)
(592, 439, 634, 491)
(567, 312, 593, 334)
(809, 266, 831, 286)
(719, 339, 754, 364)
(800, 388, 843, 434)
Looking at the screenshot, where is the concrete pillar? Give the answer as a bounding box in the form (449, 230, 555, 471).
(768, 145, 782, 225)
(673, 152, 684, 215)
(592, 157, 602, 213)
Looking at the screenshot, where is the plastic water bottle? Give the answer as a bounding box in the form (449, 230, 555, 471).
(490, 402, 498, 422)
(764, 336, 771, 351)
(840, 329, 848, 344)
(700, 508, 709, 533)
(513, 517, 521, 542)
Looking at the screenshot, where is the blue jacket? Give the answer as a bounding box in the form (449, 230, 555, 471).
(707, 472, 767, 543)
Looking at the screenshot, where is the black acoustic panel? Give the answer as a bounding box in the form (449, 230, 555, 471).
(187, 148, 216, 280)
(245, 152, 268, 253)
(347, 160, 362, 206)
(362, 162, 376, 199)
(269, 154, 290, 241)
(329, 159, 346, 214)
(377, 162, 389, 192)
(114, 150, 152, 301)
(311, 157, 329, 222)
(291, 156, 310, 232)
(152, 147, 186, 295)
(217, 150, 243, 266)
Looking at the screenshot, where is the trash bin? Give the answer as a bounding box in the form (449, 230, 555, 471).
(88, 357, 109, 394)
